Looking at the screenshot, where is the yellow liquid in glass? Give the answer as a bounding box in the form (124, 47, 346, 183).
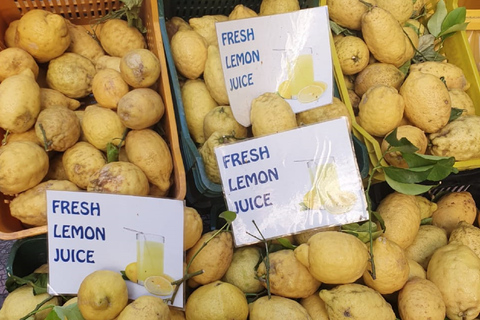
(137, 240, 164, 284)
(290, 54, 314, 98)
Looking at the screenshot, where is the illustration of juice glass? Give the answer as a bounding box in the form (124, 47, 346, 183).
(136, 232, 165, 285)
(289, 48, 314, 99)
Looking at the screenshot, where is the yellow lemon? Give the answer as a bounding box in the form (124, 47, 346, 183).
(144, 275, 174, 296)
(125, 262, 137, 283)
(277, 80, 292, 99)
(297, 85, 325, 103)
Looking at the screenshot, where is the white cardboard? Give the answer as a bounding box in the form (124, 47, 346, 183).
(215, 118, 368, 246)
(215, 6, 333, 127)
(46, 190, 185, 308)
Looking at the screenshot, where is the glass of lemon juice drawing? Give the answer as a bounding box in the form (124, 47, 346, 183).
(277, 47, 327, 103)
(290, 49, 314, 99)
(136, 232, 165, 285)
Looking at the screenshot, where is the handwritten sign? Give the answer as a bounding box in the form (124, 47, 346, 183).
(47, 191, 185, 308)
(215, 118, 368, 246)
(215, 6, 333, 127)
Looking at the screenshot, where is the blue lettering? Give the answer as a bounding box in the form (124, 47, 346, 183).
(222, 146, 271, 169)
(221, 28, 255, 46)
(225, 50, 260, 69)
(229, 73, 254, 91)
(53, 248, 95, 263)
(233, 193, 273, 213)
(52, 200, 60, 213)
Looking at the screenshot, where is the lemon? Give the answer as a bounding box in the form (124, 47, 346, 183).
(0, 286, 61, 320)
(358, 84, 405, 137)
(184, 206, 203, 250)
(229, 4, 258, 20)
(144, 275, 174, 296)
(125, 262, 138, 283)
(250, 92, 297, 137)
(297, 85, 325, 103)
(449, 221, 480, 259)
(189, 15, 228, 47)
(398, 277, 446, 320)
(432, 191, 477, 236)
(185, 281, 249, 320)
(256, 249, 321, 298)
(363, 236, 410, 294)
(117, 295, 170, 320)
(171, 30, 208, 80)
(294, 231, 369, 284)
(259, 0, 300, 16)
(16, 9, 70, 63)
(296, 97, 351, 130)
(204, 45, 229, 105)
(407, 259, 426, 280)
(377, 192, 421, 249)
(427, 242, 480, 320)
(320, 283, 396, 320)
(405, 225, 448, 269)
(77, 270, 128, 320)
(277, 80, 292, 99)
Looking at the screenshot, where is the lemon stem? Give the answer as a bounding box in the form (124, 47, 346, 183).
(246, 220, 271, 299)
(358, 0, 374, 9)
(19, 295, 56, 320)
(165, 223, 231, 304)
(38, 123, 52, 151)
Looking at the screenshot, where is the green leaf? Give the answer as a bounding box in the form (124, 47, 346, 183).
(384, 129, 419, 153)
(329, 20, 356, 36)
(384, 166, 431, 184)
(428, 0, 447, 37)
(371, 210, 386, 231)
(421, 217, 433, 225)
(449, 108, 464, 122)
(6, 273, 49, 294)
(341, 223, 360, 231)
(439, 22, 469, 39)
(441, 6, 466, 32)
(276, 237, 297, 249)
(398, 59, 411, 75)
(46, 303, 85, 320)
(219, 210, 237, 223)
(401, 153, 458, 181)
(106, 142, 119, 163)
(385, 174, 436, 195)
(402, 152, 444, 168)
(425, 158, 458, 181)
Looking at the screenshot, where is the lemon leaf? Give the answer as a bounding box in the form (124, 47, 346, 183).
(276, 237, 297, 250)
(384, 128, 419, 153)
(385, 175, 436, 195)
(384, 166, 431, 184)
(219, 210, 237, 224)
(449, 107, 465, 122)
(45, 303, 84, 320)
(427, 0, 447, 37)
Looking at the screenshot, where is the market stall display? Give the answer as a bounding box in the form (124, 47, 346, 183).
(1, 0, 480, 319)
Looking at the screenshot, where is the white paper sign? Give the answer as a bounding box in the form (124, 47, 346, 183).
(215, 118, 368, 246)
(46, 191, 184, 308)
(215, 6, 333, 127)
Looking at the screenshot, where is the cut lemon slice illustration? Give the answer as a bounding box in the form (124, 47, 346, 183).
(298, 84, 326, 103)
(321, 189, 357, 214)
(313, 81, 328, 91)
(277, 80, 292, 99)
(144, 275, 174, 296)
